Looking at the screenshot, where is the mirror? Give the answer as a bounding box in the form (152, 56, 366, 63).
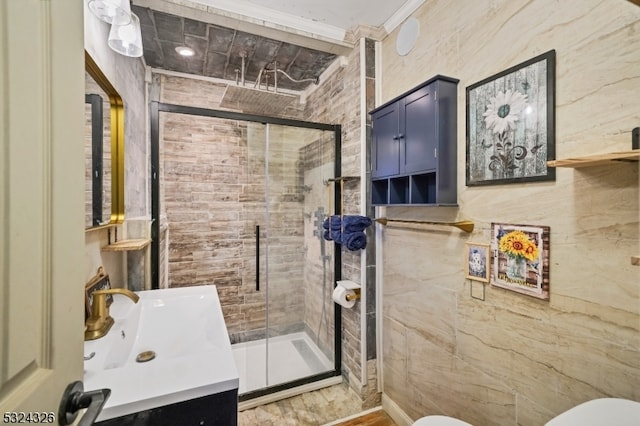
(85, 73, 110, 227)
(84, 51, 124, 228)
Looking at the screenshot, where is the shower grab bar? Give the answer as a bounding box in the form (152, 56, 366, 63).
(255, 225, 260, 291)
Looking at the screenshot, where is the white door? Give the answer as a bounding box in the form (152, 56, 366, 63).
(0, 0, 86, 418)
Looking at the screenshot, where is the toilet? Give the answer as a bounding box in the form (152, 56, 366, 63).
(544, 398, 640, 425)
(413, 415, 473, 426)
(411, 398, 640, 425)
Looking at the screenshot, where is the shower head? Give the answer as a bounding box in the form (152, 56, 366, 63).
(220, 85, 299, 116)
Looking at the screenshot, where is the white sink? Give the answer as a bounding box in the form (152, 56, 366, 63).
(545, 398, 640, 426)
(84, 285, 239, 422)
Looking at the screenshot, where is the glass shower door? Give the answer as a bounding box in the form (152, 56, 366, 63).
(263, 123, 336, 391)
(236, 121, 338, 398)
(232, 121, 268, 396)
(152, 103, 340, 400)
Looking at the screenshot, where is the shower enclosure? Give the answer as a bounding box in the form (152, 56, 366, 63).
(150, 102, 342, 401)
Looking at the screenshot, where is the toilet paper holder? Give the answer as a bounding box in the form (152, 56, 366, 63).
(346, 290, 360, 301)
(336, 280, 361, 301)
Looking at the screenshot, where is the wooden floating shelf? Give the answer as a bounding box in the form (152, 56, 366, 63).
(632, 256, 640, 266)
(102, 239, 151, 252)
(547, 149, 640, 168)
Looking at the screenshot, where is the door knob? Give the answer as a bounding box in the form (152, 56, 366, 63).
(58, 380, 111, 426)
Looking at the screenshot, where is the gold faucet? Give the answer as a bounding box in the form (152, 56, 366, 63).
(85, 288, 139, 341)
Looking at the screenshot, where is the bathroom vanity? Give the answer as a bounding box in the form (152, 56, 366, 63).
(83, 286, 239, 425)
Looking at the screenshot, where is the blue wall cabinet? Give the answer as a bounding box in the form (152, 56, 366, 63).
(370, 75, 458, 205)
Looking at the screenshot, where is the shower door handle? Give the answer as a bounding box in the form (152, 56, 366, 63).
(255, 225, 260, 291)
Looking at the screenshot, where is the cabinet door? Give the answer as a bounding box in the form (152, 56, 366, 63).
(371, 102, 400, 178)
(401, 85, 437, 174)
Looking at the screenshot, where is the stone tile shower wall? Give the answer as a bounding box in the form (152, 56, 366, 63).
(154, 75, 344, 347)
(154, 76, 226, 291)
(159, 111, 307, 340)
(304, 50, 363, 391)
(153, 58, 372, 393)
(301, 134, 336, 360)
(303, 38, 379, 406)
(244, 123, 309, 339)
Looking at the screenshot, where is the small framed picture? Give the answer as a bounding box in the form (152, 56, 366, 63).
(465, 242, 490, 282)
(491, 222, 550, 300)
(85, 267, 112, 319)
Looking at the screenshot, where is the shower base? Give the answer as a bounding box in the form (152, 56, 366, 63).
(232, 331, 334, 398)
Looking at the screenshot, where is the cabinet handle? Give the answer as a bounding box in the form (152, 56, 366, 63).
(392, 134, 404, 140)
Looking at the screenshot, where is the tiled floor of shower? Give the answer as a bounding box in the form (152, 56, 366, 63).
(232, 331, 334, 395)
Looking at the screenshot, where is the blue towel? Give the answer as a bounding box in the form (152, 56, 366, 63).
(323, 216, 342, 243)
(342, 215, 372, 233)
(344, 231, 367, 251)
(331, 229, 342, 244)
(322, 215, 342, 230)
(330, 215, 341, 230)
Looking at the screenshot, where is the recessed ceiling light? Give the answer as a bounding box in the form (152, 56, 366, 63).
(175, 46, 195, 57)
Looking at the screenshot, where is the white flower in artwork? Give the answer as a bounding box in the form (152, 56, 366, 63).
(482, 89, 528, 134)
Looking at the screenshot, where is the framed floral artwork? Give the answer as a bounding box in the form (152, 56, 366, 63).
(466, 50, 556, 186)
(491, 223, 550, 300)
(465, 242, 490, 282)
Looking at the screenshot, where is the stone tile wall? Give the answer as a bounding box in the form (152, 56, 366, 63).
(301, 134, 337, 360)
(303, 49, 363, 391)
(303, 38, 380, 405)
(152, 34, 375, 396)
(378, 1, 640, 424)
(154, 74, 339, 346)
(158, 110, 307, 338)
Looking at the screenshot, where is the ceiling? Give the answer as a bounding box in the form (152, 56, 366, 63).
(131, 0, 423, 91)
(186, 0, 414, 36)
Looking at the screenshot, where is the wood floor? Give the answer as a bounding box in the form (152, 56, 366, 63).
(237, 384, 397, 426)
(331, 410, 398, 426)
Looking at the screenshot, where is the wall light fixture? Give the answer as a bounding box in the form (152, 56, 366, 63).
(87, 0, 143, 58)
(87, 0, 132, 25)
(108, 12, 143, 58)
